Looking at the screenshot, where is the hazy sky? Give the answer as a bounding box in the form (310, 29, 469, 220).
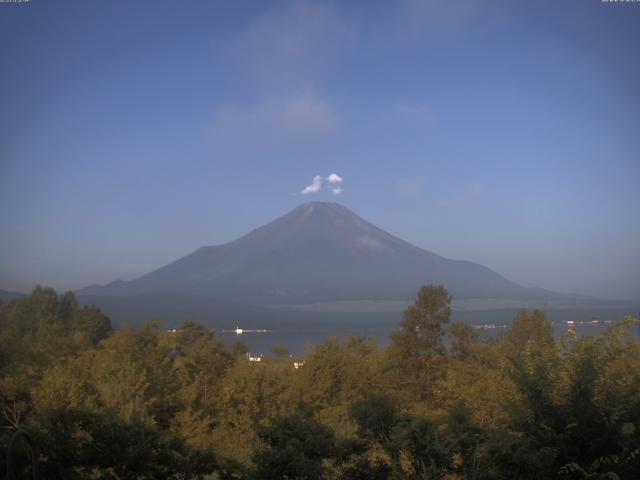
(1, 0, 639, 300)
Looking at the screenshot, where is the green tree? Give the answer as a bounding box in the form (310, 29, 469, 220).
(253, 411, 338, 480)
(350, 394, 397, 445)
(271, 345, 290, 358)
(447, 322, 479, 361)
(0, 287, 111, 372)
(392, 285, 452, 358)
(502, 308, 554, 359)
(388, 284, 452, 401)
(446, 402, 485, 480)
(389, 416, 450, 479)
(172, 321, 232, 408)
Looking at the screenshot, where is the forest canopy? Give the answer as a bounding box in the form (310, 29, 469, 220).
(1, 285, 639, 479)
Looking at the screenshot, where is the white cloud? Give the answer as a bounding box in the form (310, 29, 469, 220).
(300, 172, 344, 195)
(212, 94, 340, 146)
(234, 0, 348, 86)
(301, 175, 323, 195)
(401, 0, 510, 37)
(326, 173, 343, 184)
(213, 1, 348, 149)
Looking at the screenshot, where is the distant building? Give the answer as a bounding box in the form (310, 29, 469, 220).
(247, 352, 262, 362)
(293, 361, 305, 369)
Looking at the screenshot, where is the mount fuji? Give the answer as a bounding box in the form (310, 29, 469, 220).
(78, 202, 560, 305)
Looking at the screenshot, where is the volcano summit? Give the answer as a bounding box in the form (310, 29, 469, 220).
(78, 202, 558, 305)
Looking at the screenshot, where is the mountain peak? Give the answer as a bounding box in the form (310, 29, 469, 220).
(299, 201, 339, 206)
(294, 201, 348, 214)
(77, 202, 547, 302)
(270, 201, 390, 249)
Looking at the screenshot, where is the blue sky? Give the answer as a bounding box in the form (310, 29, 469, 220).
(1, 0, 639, 300)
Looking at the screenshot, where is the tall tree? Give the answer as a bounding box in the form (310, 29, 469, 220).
(252, 411, 338, 480)
(391, 284, 452, 358)
(388, 284, 452, 401)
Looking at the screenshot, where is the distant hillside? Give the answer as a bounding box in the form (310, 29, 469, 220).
(78, 202, 567, 305)
(0, 289, 26, 303)
(77, 291, 640, 332)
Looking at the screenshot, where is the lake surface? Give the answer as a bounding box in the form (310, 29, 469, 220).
(218, 307, 640, 356)
(83, 292, 639, 355)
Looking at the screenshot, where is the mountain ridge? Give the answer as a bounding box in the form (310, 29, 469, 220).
(77, 202, 567, 303)
(0, 289, 26, 303)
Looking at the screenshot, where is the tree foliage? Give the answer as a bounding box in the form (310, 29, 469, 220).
(1, 285, 639, 479)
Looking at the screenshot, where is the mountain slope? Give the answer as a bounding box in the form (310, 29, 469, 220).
(77, 202, 559, 303)
(0, 289, 26, 303)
